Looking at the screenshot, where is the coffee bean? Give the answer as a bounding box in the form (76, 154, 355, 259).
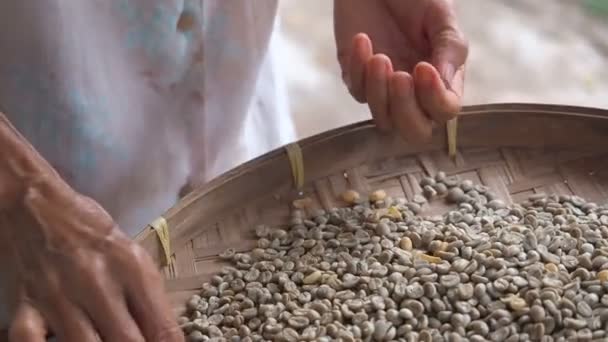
(447, 188, 466, 203)
(577, 301, 593, 318)
(469, 320, 489, 336)
(577, 328, 593, 342)
(488, 200, 507, 210)
(405, 283, 425, 299)
(440, 274, 461, 287)
(457, 283, 474, 300)
(563, 318, 587, 329)
(489, 327, 510, 341)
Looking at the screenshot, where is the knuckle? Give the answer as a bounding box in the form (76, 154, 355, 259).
(451, 32, 469, 57)
(125, 243, 165, 281)
(129, 242, 154, 266)
(447, 31, 468, 50)
(109, 235, 151, 267)
(458, 36, 470, 58)
(436, 29, 469, 61)
(74, 253, 107, 285)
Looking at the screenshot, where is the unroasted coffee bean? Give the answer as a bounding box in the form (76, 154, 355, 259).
(404, 300, 425, 316)
(529, 305, 545, 322)
(188, 331, 205, 342)
(418, 330, 433, 342)
(488, 199, 506, 210)
(413, 194, 427, 205)
(460, 180, 474, 192)
(406, 283, 425, 299)
(456, 283, 474, 300)
(440, 274, 460, 287)
(563, 318, 587, 329)
(423, 283, 437, 298)
(577, 301, 593, 317)
(373, 319, 393, 341)
(469, 320, 489, 336)
(447, 188, 465, 203)
(287, 316, 309, 329)
(434, 183, 449, 196)
(489, 326, 510, 341)
(421, 177, 436, 188)
(423, 185, 438, 198)
(578, 329, 593, 341)
(470, 335, 486, 342)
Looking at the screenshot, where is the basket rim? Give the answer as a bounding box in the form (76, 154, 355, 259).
(178, 102, 608, 205)
(136, 102, 608, 242)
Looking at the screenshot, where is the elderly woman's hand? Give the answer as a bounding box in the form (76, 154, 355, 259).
(0, 113, 183, 342)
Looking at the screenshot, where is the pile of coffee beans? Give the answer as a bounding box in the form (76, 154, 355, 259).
(180, 173, 608, 342)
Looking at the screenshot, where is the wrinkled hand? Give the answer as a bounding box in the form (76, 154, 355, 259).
(0, 118, 182, 341)
(335, 0, 468, 143)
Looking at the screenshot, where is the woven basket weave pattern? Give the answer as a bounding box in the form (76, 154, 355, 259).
(130, 104, 608, 313)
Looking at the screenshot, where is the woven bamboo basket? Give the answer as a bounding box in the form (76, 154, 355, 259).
(2, 103, 607, 341)
(133, 103, 608, 318)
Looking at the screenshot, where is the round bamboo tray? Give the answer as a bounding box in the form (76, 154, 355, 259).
(0, 103, 606, 341)
(133, 103, 608, 317)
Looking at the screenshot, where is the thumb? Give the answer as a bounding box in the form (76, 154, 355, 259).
(430, 29, 468, 91)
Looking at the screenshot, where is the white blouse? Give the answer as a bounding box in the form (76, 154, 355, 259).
(0, 0, 296, 237)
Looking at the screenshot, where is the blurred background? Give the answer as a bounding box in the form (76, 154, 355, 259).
(275, 0, 608, 139)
